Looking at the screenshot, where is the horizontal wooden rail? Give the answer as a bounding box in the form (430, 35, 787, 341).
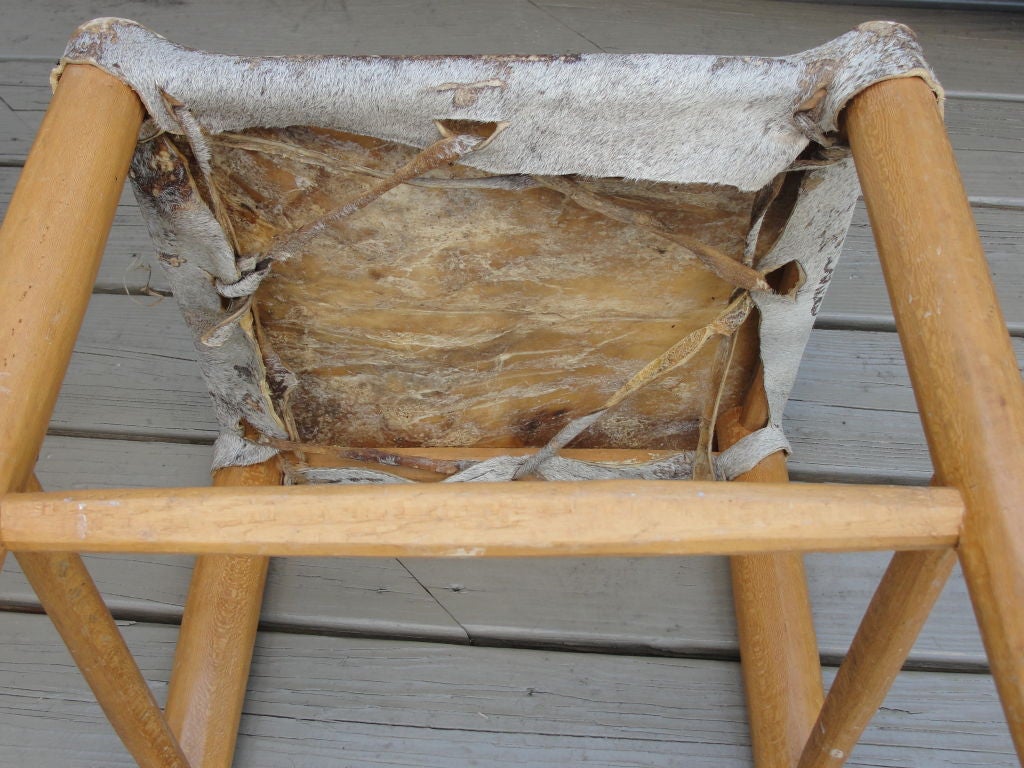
(1, 481, 962, 557)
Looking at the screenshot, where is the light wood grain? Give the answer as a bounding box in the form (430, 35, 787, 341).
(0, 529, 988, 668)
(0, 64, 142, 494)
(0, 63, 182, 764)
(1, 480, 963, 556)
(718, 393, 823, 768)
(3, 436, 988, 670)
(16, 550, 191, 767)
(0, 170, 158, 292)
(7, 434, 988, 666)
(22, 436, 470, 642)
(0, 613, 1015, 767)
(848, 75, 1024, 760)
(826, 204, 1024, 332)
(166, 460, 281, 768)
(17, 474, 189, 767)
(797, 549, 957, 768)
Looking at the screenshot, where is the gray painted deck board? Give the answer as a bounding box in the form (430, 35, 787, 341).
(0, 614, 1014, 767)
(1, 0, 1021, 93)
(404, 551, 988, 667)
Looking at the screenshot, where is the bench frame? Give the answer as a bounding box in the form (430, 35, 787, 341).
(0, 64, 1021, 768)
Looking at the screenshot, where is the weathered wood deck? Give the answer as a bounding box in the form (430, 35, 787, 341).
(0, 0, 1021, 764)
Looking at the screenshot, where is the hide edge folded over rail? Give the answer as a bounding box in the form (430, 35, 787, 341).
(0, 481, 963, 557)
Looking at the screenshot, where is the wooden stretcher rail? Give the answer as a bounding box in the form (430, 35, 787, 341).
(0, 481, 963, 557)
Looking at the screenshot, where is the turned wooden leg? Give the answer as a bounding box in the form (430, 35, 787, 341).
(847, 75, 1024, 761)
(796, 548, 955, 768)
(0, 64, 142, 493)
(0, 63, 188, 766)
(717, 371, 824, 768)
(164, 459, 281, 767)
(17, 476, 191, 767)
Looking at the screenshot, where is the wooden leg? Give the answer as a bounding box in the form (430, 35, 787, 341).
(717, 372, 824, 768)
(17, 477, 191, 767)
(848, 76, 1024, 760)
(0, 64, 142, 494)
(164, 459, 281, 767)
(0, 60, 184, 766)
(796, 549, 956, 768)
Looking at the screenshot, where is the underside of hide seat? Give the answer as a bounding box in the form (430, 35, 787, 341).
(131, 125, 817, 483)
(240, 134, 773, 453)
(163, 126, 798, 447)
